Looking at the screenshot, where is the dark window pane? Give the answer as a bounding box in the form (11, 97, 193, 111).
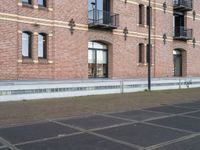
(139, 4, 144, 25)
(147, 6, 152, 26)
(139, 44, 145, 63)
(22, 0, 31, 4)
(146, 44, 152, 63)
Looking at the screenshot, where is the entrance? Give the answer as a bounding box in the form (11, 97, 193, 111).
(173, 50, 182, 77)
(88, 42, 108, 78)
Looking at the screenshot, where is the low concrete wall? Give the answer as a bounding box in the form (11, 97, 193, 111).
(0, 77, 200, 101)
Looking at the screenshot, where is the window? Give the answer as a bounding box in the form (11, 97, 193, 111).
(22, 32, 32, 58)
(146, 44, 152, 63)
(22, 0, 32, 5)
(38, 0, 46, 7)
(38, 33, 47, 59)
(147, 6, 152, 26)
(139, 43, 145, 63)
(139, 4, 144, 25)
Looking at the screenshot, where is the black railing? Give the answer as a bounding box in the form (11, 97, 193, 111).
(174, 26, 193, 40)
(173, 0, 193, 11)
(88, 9, 119, 29)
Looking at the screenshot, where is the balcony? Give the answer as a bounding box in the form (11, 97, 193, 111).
(173, 0, 193, 11)
(88, 9, 119, 29)
(174, 26, 193, 40)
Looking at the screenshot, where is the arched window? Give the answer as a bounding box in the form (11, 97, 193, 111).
(22, 31, 32, 58)
(147, 6, 152, 26)
(38, 33, 47, 59)
(38, 0, 46, 7)
(139, 4, 145, 25)
(138, 43, 145, 63)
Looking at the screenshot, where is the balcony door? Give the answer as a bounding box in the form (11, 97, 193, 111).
(88, 0, 110, 11)
(88, 0, 110, 24)
(88, 42, 108, 78)
(173, 12, 184, 36)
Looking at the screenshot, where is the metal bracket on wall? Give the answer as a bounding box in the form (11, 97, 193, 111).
(68, 18, 76, 35)
(123, 27, 128, 41)
(193, 10, 196, 21)
(163, 33, 167, 45)
(192, 38, 196, 48)
(163, 1, 167, 14)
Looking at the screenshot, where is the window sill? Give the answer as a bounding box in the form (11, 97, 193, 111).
(38, 58, 48, 64)
(22, 58, 34, 64)
(38, 5, 48, 10)
(21, 3, 33, 8)
(137, 63, 146, 66)
(138, 24, 145, 28)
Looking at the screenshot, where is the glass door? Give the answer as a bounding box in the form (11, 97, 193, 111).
(88, 42, 108, 78)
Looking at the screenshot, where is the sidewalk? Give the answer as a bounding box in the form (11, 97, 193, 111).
(0, 88, 200, 127)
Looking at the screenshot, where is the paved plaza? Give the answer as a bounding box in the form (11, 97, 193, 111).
(0, 101, 200, 150)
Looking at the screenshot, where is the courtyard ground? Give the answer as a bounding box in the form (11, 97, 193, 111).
(0, 88, 200, 149)
(0, 88, 200, 126)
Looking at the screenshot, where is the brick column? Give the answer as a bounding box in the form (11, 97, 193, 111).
(33, 32, 38, 64)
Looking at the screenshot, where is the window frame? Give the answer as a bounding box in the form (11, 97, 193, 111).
(22, 0, 32, 5)
(22, 31, 32, 59)
(38, 33, 47, 59)
(38, 0, 47, 7)
(138, 43, 145, 64)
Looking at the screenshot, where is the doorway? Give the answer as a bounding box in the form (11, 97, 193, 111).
(88, 42, 108, 78)
(173, 50, 182, 77)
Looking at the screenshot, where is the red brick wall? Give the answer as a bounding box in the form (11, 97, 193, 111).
(0, 0, 200, 80)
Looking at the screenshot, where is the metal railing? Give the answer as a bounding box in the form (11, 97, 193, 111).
(173, 0, 193, 10)
(174, 26, 193, 40)
(88, 9, 119, 29)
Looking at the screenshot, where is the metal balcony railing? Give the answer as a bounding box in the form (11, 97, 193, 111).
(173, 0, 193, 11)
(174, 26, 193, 40)
(88, 9, 119, 29)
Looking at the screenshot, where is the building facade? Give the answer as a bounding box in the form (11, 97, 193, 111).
(0, 0, 199, 80)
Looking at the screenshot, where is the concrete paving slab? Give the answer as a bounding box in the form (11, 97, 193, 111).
(149, 116, 200, 132)
(154, 136, 200, 150)
(145, 106, 195, 114)
(0, 122, 79, 145)
(57, 115, 129, 130)
(109, 110, 168, 121)
(16, 133, 136, 150)
(95, 123, 188, 147)
(175, 102, 200, 109)
(184, 111, 200, 118)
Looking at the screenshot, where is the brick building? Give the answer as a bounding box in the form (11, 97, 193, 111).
(0, 0, 199, 80)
